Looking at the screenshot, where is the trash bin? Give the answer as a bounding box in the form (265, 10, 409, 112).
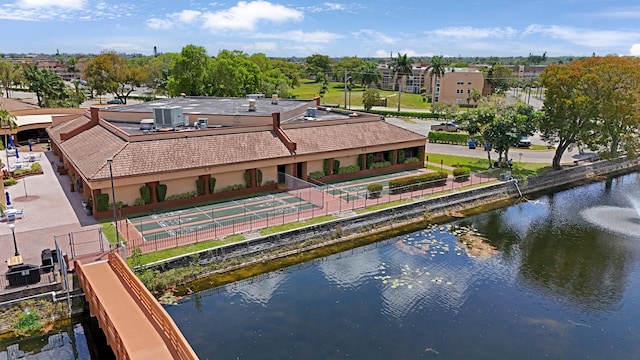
(6, 264, 41, 287)
(468, 139, 476, 149)
(41, 249, 53, 272)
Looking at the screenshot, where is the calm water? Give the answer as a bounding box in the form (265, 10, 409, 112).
(167, 173, 640, 360)
(4, 173, 640, 359)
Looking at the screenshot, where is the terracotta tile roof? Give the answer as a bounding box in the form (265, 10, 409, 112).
(285, 120, 426, 154)
(60, 126, 127, 180)
(0, 98, 39, 112)
(47, 114, 91, 142)
(59, 119, 425, 181)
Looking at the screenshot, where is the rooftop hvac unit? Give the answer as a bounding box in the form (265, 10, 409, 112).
(271, 94, 279, 105)
(248, 99, 257, 112)
(153, 106, 184, 128)
(306, 107, 317, 118)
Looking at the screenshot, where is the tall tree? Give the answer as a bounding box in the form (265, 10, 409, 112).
(540, 56, 640, 168)
(0, 60, 22, 98)
(0, 106, 18, 153)
(356, 61, 382, 88)
(83, 52, 122, 103)
(23, 64, 66, 107)
(391, 53, 412, 111)
(166, 45, 211, 97)
(426, 56, 446, 101)
(305, 54, 332, 80)
(486, 65, 515, 94)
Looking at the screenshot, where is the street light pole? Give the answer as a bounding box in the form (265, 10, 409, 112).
(107, 158, 119, 248)
(9, 223, 18, 256)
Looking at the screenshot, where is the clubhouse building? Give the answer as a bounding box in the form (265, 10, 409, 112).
(47, 96, 426, 218)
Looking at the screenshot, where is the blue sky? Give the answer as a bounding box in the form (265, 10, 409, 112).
(1, 0, 640, 58)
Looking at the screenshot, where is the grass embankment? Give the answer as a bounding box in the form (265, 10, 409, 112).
(290, 80, 430, 110)
(425, 153, 553, 178)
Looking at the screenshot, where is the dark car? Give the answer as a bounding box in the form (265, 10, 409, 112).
(430, 122, 459, 132)
(107, 99, 123, 104)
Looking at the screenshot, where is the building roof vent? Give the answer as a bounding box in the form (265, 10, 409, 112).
(248, 99, 257, 112)
(140, 119, 154, 131)
(271, 94, 279, 105)
(304, 107, 317, 120)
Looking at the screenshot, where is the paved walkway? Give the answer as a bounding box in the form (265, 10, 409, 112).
(0, 150, 102, 276)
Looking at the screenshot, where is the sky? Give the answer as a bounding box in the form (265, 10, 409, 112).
(1, 0, 640, 58)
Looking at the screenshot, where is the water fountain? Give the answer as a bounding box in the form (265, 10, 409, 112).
(580, 195, 640, 238)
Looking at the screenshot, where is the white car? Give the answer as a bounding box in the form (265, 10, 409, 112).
(430, 122, 459, 132)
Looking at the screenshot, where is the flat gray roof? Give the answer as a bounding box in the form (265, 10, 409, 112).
(102, 96, 309, 116)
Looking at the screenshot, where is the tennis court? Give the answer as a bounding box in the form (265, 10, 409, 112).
(128, 192, 320, 241)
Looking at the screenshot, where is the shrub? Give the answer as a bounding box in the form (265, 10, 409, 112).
(165, 191, 197, 201)
(12, 168, 30, 176)
(367, 183, 383, 198)
(453, 167, 471, 182)
(388, 171, 448, 194)
(264, 180, 276, 186)
(221, 184, 245, 192)
(398, 149, 405, 164)
(366, 153, 374, 169)
(96, 193, 110, 211)
(156, 183, 167, 202)
(357, 155, 363, 170)
(323, 159, 330, 176)
(196, 178, 205, 196)
(3, 177, 16, 186)
(139, 185, 151, 204)
(209, 177, 216, 193)
(333, 160, 340, 174)
(309, 170, 325, 179)
(30, 162, 42, 172)
(338, 165, 360, 174)
(243, 170, 251, 188)
(370, 161, 392, 169)
(134, 197, 146, 206)
(257, 169, 263, 186)
(403, 157, 420, 164)
(428, 131, 468, 145)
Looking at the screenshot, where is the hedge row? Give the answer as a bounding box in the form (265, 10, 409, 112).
(388, 171, 448, 195)
(453, 167, 471, 182)
(428, 131, 468, 145)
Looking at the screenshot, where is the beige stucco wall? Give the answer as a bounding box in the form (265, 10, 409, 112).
(307, 159, 324, 174)
(339, 155, 359, 167)
(116, 184, 142, 205)
(164, 177, 197, 197)
(211, 170, 246, 192)
(258, 167, 277, 184)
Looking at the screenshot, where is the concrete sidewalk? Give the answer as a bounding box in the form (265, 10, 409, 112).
(0, 150, 102, 276)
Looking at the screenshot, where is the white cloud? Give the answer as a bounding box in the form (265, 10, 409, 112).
(17, 0, 85, 9)
(202, 1, 303, 32)
(630, 44, 640, 56)
(428, 26, 518, 39)
(146, 10, 202, 30)
(352, 29, 394, 44)
(245, 42, 277, 52)
(324, 3, 346, 11)
(524, 24, 640, 48)
(253, 30, 342, 43)
(147, 18, 173, 30)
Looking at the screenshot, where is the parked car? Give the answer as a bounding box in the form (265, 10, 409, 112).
(430, 122, 459, 132)
(107, 98, 123, 104)
(516, 137, 531, 148)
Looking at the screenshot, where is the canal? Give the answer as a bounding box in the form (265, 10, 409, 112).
(2, 172, 639, 359)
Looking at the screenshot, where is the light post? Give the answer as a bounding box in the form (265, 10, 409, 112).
(9, 223, 19, 256)
(107, 158, 119, 248)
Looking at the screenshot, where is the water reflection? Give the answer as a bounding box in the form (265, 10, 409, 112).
(319, 251, 381, 289)
(225, 271, 289, 306)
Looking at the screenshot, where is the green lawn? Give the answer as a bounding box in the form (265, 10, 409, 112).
(426, 153, 553, 178)
(290, 80, 430, 110)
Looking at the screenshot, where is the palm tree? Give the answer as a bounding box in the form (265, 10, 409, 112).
(391, 53, 412, 111)
(357, 61, 382, 88)
(0, 106, 18, 163)
(426, 56, 446, 102)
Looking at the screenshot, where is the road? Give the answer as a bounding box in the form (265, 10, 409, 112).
(384, 117, 589, 166)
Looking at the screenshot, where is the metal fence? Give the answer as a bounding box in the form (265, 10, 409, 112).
(120, 169, 503, 256)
